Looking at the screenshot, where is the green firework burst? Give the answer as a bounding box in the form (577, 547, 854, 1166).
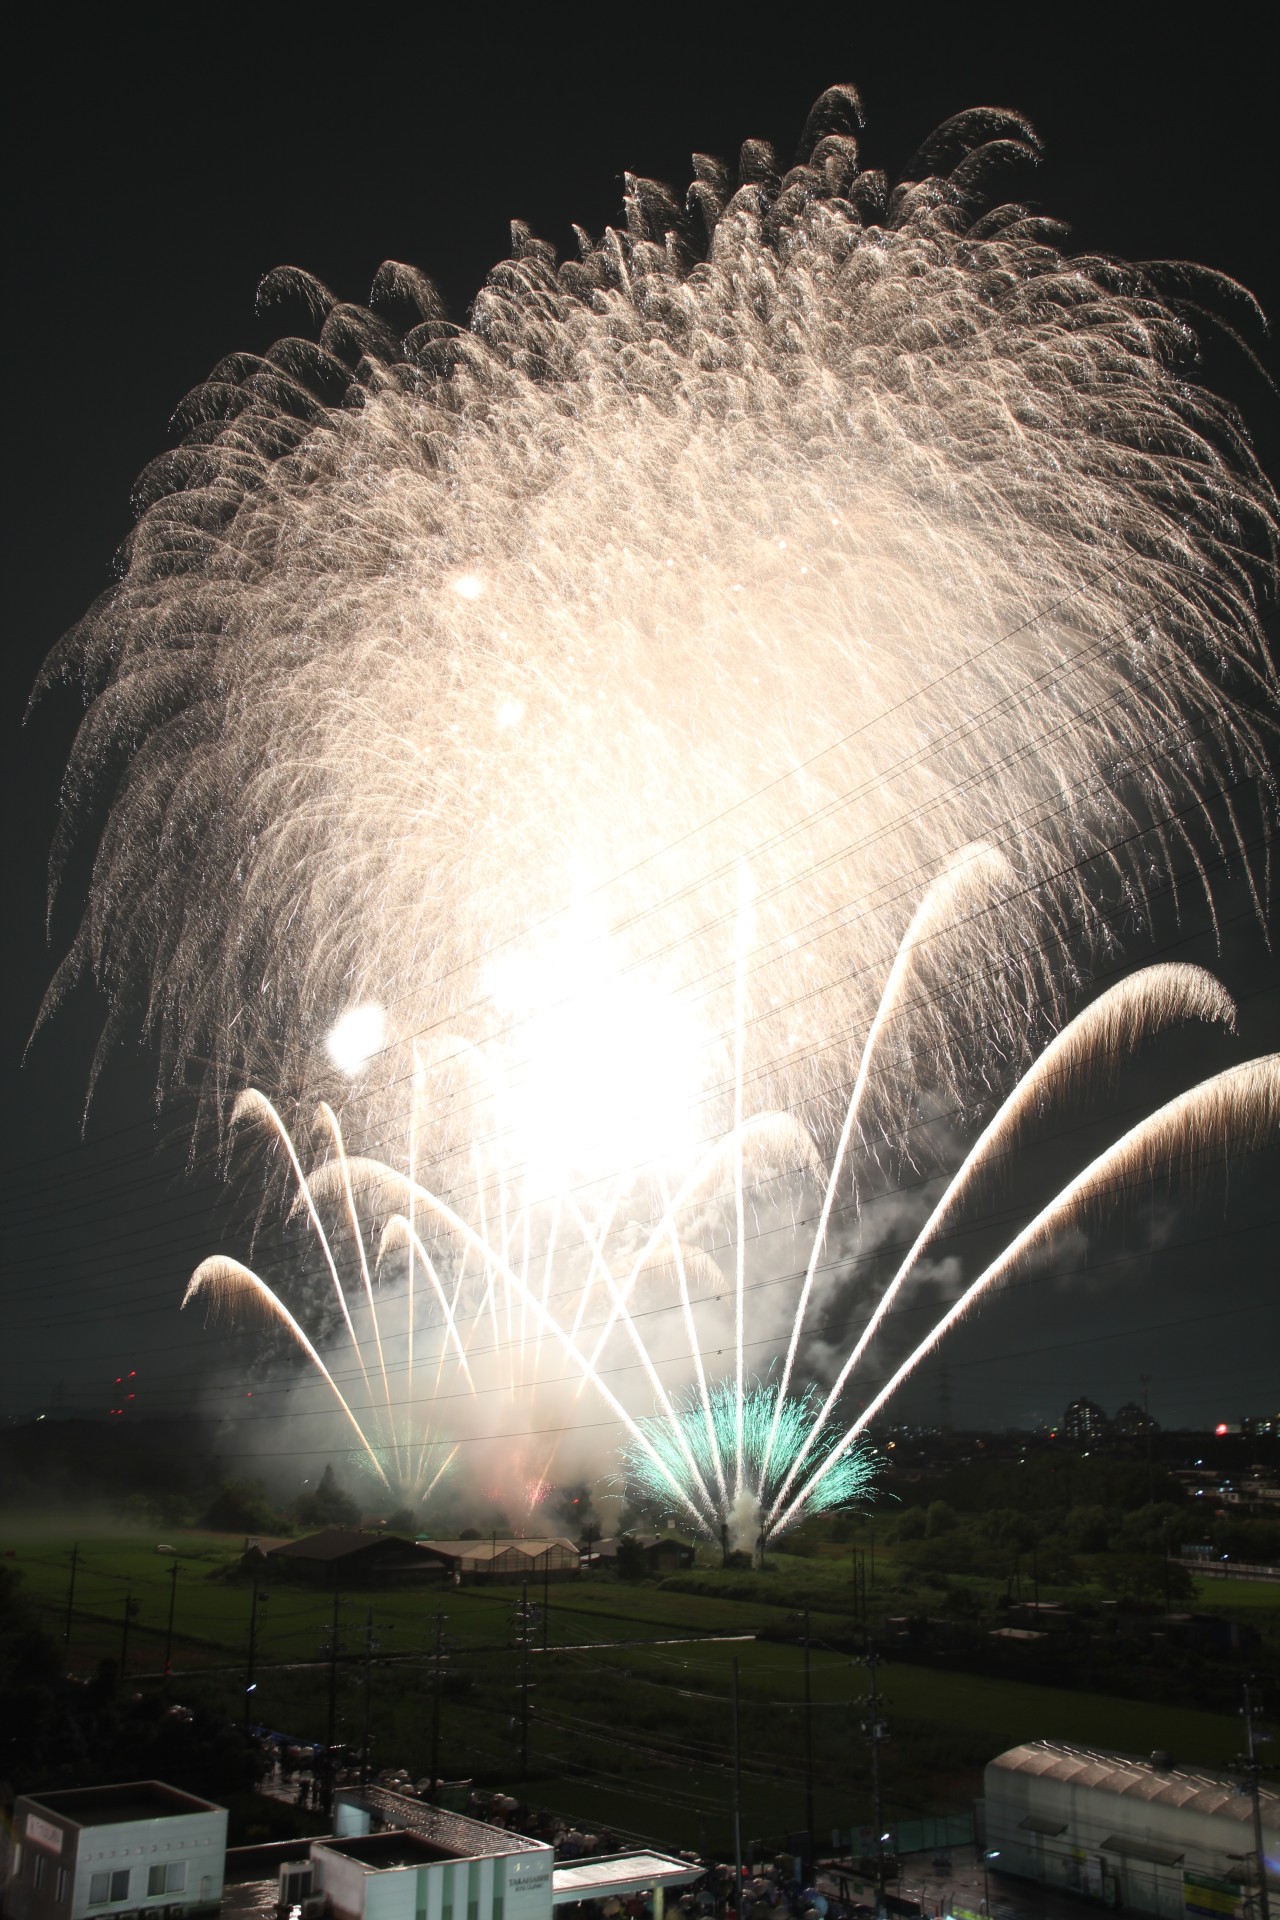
(618, 1378, 878, 1541)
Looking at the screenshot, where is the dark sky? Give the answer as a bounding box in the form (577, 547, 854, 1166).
(3, 14, 1277, 1451)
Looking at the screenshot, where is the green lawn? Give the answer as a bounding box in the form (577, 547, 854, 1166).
(1191, 1575, 1280, 1609)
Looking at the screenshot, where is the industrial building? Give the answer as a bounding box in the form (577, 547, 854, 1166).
(4, 1782, 227, 1920)
(984, 1740, 1279, 1919)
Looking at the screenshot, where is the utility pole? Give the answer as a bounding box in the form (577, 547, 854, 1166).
(64, 1544, 78, 1649)
(802, 1605, 815, 1868)
(1141, 1374, 1155, 1506)
(1242, 1681, 1272, 1920)
(731, 1657, 743, 1913)
(324, 1589, 341, 1813)
(243, 1582, 268, 1734)
(542, 1555, 550, 1652)
(863, 1645, 888, 1918)
(430, 1612, 445, 1798)
(517, 1581, 532, 1781)
(360, 1606, 375, 1786)
(163, 1561, 179, 1679)
(119, 1591, 136, 1677)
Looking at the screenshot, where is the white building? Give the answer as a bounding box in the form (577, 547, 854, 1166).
(984, 1741, 1279, 1920)
(314, 1792, 700, 1920)
(5, 1783, 227, 1920)
(313, 1799, 554, 1920)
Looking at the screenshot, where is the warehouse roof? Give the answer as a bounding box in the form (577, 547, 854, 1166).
(415, 1538, 578, 1563)
(269, 1530, 414, 1562)
(989, 1742, 1279, 1826)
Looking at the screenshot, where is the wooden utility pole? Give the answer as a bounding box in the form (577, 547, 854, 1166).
(324, 1588, 341, 1809)
(1242, 1681, 1272, 1920)
(518, 1581, 531, 1781)
(64, 1544, 78, 1649)
(360, 1607, 375, 1785)
(802, 1605, 815, 1865)
(430, 1612, 445, 1797)
(243, 1582, 268, 1733)
(731, 1658, 743, 1911)
(163, 1561, 179, 1678)
(863, 1645, 888, 1916)
(1141, 1374, 1155, 1506)
(119, 1591, 136, 1677)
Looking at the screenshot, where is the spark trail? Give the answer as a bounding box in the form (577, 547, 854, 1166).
(184, 952, 1273, 1541)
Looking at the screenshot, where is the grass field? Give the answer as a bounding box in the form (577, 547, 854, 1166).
(3, 1521, 1262, 1854)
(1191, 1575, 1280, 1608)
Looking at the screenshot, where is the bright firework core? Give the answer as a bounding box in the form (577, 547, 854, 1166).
(480, 906, 706, 1186)
(325, 1003, 387, 1077)
(43, 86, 1279, 1533)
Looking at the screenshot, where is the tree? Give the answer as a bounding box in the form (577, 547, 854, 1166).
(295, 1465, 360, 1530)
(205, 1478, 280, 1533)
(1097, 1554, 1193, 1605)
(615, 1533, 648, 1581)
(926, 1500, 958, 1537)
(382, 1507, 418, 1536)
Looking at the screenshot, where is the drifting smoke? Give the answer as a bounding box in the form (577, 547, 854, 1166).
(40, 87, 1280, 1532)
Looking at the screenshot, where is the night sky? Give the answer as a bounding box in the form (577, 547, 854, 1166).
(3, 16, 1277, 1458)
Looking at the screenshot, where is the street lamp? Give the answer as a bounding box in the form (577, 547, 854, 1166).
(982, 1851, 1000, 1916)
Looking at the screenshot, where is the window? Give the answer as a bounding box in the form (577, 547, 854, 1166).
(32, 1854, 47, 1891)
(111, 1870, 131, 1902)
(56, 1867, 70, 1904)
(90, 1873, 112, 1904)
(148, 1863, 187, 1897)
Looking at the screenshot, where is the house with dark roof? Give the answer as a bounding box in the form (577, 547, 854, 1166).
(263, 1530, 427, 1584)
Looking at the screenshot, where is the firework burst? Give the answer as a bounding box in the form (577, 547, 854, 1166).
(43, 85, 1280, 1539)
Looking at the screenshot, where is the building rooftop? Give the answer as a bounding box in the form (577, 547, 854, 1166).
(551, 1854, 702, 1905)
(321, 1834, 458, 1870)
(415, 1539, 578, 1563)
(346, 1789, 549, 1857)
(22, 1783, 222, 1828)
(990, 1741, 1279, 1826)
(269, 1530, 413, 1562)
